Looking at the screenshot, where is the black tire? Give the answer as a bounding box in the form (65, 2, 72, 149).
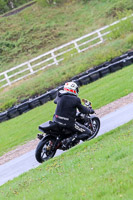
(88, 117, 100, 140)
(35, 137, 57, 163)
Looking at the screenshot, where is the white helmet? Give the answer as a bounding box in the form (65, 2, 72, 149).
(64, 82, 79, 96)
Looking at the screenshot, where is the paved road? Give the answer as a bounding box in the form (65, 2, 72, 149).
(0, 102, 133, 186)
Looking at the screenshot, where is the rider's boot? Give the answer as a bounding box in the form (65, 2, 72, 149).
(62, 134, 78, 149)
(78, 130, 93, 141)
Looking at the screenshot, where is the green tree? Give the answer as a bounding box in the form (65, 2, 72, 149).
(0, 0, 9, 14)
(0, 0, 31, 14)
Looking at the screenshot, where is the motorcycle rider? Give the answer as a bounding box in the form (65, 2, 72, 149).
(53, 81, 94, 148)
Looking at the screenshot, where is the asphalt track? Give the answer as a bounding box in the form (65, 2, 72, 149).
(0, 102, 133, 186)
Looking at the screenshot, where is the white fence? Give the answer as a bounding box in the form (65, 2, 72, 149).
(0, 14, 133, 89)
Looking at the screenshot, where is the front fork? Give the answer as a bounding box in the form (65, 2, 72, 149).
(85, 117, 94, 132)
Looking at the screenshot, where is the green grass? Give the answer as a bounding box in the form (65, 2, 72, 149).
(1, 32, 133, 111)
(0, 64, 133, 156)
(0, 119, 133, 199)
(0, 0, 133, 110)
(1, 0, 133, 71)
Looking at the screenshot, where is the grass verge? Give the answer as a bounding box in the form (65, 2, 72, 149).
(0, 0, 133, 111)
(1, 32, 133, 111)
(0, 119, 133, 199)
(0, 64, 133, 156)
(1, 0, 133, 72)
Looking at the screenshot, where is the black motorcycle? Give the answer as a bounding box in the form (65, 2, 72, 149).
(35, 99, 100, 163)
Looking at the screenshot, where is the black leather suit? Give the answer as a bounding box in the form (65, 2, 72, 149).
(54, 91, 94, 140)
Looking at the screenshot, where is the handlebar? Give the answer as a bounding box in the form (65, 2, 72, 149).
(82, 99, 96, 114)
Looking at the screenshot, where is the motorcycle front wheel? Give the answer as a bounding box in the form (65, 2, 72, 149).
(88, 117, 100, 140)
(35, 137, 57, 163)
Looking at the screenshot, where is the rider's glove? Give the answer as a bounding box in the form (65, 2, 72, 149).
(89, 108, 95, 114)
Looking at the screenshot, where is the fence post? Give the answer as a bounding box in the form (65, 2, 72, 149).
(51, 51, 58, 65)
(4, 73, 11, 86)
(28, 62, 34, 74)
(74, 41, 81, 53)
(97, 30, 104, 42)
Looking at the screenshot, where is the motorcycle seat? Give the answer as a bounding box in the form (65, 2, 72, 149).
(39, 121, 58, 132)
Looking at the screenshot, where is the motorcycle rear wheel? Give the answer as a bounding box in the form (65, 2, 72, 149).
(35, 137, 57, 163)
